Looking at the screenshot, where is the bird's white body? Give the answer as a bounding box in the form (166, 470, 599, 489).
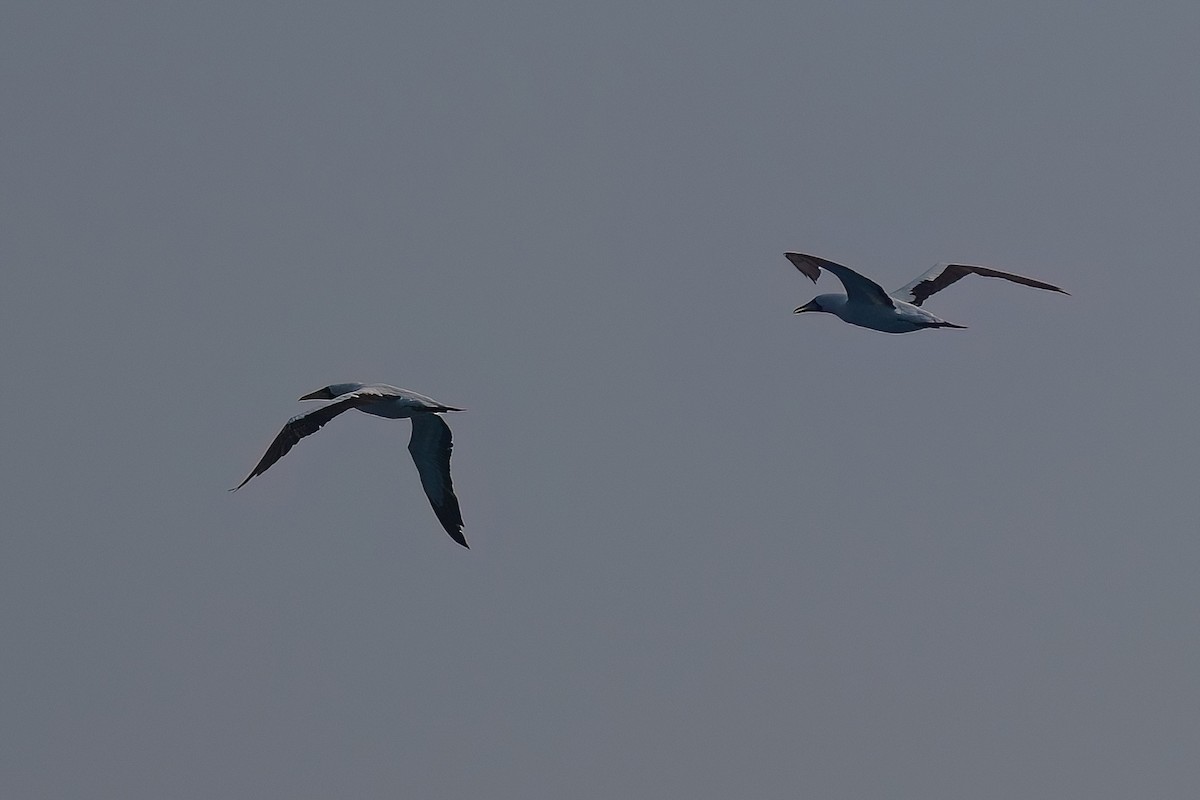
(785, 252, 1068, 334)
(336, 384, 454, 419)
(805, 292, 952, 334)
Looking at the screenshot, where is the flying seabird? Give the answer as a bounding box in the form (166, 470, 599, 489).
(233, 383, 468, 548)
(786, 253, 1068, 334)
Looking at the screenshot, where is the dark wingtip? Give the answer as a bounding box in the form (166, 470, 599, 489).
(784, 252, 822, 283)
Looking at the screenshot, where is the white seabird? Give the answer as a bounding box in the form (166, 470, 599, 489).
(786, 252, 1068, 334)
(233, 382, 468, 548)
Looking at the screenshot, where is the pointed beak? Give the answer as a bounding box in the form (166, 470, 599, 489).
(794, 300, 820, 314)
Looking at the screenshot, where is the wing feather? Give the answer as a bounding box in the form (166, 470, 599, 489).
(408, 415, 467, 548)
(232, 395, 368, 490)
(893, 263, 1069, 307)
(785, 253, 895, 308)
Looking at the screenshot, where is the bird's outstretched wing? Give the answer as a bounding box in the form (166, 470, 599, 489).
(785, 253, 895, 308)
(231, 395, 371, 491)
(892, 263, 1069, 307)
(408, 414, 467, 548)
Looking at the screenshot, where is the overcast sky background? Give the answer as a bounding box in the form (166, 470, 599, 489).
(4, 3, 1199, 798)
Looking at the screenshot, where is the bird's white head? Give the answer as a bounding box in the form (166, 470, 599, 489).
(299, 382, 365, 401)
(794, 294, 843, 315)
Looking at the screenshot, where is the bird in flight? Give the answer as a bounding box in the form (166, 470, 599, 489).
(233, 383, 468, 548)
(786, 253, 1068, 334)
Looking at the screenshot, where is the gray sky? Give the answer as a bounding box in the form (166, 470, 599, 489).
(3, 3, 1198, 798)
